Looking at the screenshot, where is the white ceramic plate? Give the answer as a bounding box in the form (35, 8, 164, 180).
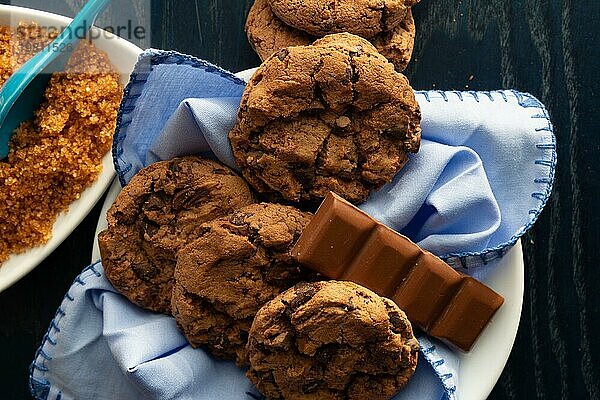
(91, 69, 524, 400)
(0, 5, 143, 293)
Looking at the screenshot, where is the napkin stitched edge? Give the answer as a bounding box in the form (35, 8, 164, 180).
(415, 90, 556, 269)
(29, 262, 104, 400)
(419, 336, 457, 400)
(28, 263, 457, 400)
(112, 49, 246, 187)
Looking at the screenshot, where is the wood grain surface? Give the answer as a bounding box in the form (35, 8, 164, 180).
(0, 0, 598, 399)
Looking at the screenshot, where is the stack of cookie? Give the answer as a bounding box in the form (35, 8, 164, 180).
(98, 157, 256, 314)
(98, 157, 420, 400)
(246, 0, 421, 71)
(99, 33, 422, 400)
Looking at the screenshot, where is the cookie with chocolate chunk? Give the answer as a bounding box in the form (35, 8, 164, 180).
(371, 9, 416, 72)
(246, 0, 416, 72)
(245, 0, 311, 64)
(246, 280, 420, 400)
(230, 33, 421, 204)
(267, 0, 417, 38)
(98, 157, 255, 314)
(171, 203, 315, 365)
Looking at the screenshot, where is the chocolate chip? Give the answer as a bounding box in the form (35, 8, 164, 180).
(276, 48, 289, 61)
(143, 194, 166, 212)
(336, 116, 351, 128)
(289, 282, 319, 308)
(383, 126, 408, 139)
(301, 380, 322, 394)
(172, 188, 205, 210)
(143, 219, 160, 238)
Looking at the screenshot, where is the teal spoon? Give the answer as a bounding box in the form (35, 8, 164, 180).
(0, 0, 111, 159)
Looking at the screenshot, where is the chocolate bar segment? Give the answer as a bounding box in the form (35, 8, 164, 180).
(292, 192, 504, 351)
(293, 193, 376, 279)
(392, 255, 463, 332)
(343, 225, 421, 298)
(429, 277, 505, 351)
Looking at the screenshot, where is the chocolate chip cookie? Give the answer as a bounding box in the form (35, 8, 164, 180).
(171, 203, 315, 365)
(267, 0, 417, 38)
(246, 0, 312, 64)
(229, 33, 422, 204)
(98, 157, 255, 314)
(246, 0, 416, 71)
(371, 9, 416, 72)
(246, 281, 420, 400)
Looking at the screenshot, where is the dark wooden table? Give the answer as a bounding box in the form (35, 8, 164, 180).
(1, 0, 598, 399)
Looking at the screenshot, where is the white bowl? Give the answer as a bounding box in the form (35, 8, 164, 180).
(0, 5, 143, 293)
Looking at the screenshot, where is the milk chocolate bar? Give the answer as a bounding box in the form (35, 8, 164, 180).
(292, 192, 504, 351)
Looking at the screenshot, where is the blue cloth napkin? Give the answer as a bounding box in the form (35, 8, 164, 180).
(30, 50, 556, 400)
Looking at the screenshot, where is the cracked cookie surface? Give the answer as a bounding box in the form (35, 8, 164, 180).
(98, 157, 255, 314)
(246, 0, 416, 71)
(267, 0, 417, 38)
(230, 33, 421, 204)
(247, 281, 420, 400)
(171, 203, 315, 365)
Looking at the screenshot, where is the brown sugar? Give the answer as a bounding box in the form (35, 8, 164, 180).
(0, 23, 122, 264)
